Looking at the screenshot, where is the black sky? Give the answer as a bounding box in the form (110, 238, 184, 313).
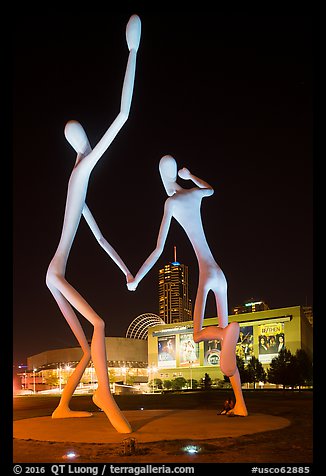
(13, 12, 313, 365)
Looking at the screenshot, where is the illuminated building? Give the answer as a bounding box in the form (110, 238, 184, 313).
(126, 313, 165, 340)
(158, 246, 192, 324)
(20, 337, 148, 394)
(147, 305, 313, 384)
(233, 299, 270, 314)
(17, 305, 313, 393)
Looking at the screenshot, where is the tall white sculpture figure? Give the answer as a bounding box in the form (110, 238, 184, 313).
(46, 14, 141, 433)
(128, 155, 248, 416)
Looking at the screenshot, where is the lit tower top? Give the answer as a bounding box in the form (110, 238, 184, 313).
(158, 246, 192, 324)
(171, 245, 180, 266)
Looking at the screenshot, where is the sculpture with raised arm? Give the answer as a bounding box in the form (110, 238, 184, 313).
(128, 155, 248, 416)
(46, 14, 141, 433)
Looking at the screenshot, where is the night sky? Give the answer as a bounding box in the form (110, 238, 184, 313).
(13, 12, 313, 365)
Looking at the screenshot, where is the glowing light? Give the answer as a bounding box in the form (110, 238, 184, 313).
(63, 450, 79, 459)
(183, 445, 201, 454)
(245, 301, 262, 307)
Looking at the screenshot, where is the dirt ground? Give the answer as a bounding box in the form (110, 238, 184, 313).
(12, 390, 314, 464)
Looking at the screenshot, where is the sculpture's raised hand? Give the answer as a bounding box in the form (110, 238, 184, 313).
(178, 167, 192, 180)
(127, 278, 138, 291)
(126, 14, 141, 52)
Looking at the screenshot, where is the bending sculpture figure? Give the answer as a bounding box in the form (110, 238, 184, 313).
(128, 155, 248, 416)
(46, 14, 141, 433)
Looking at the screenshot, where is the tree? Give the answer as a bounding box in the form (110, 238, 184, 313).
(163, 379, 172, 390)
(126, 375, 136, 386)
(216, 378, 232, 389)
(267, 349, 297, 389)
(295, 349, 313, 389)
(236, 355, 248, 383)
(171, 377, 187, 390)
(201, 373, 212, 390)
(246, 356, 266, 389)
(108, 368, 117, 383)
(186, 378, 198, 389)
(154, 378, 163, 389)
(44, 375, 59, 388)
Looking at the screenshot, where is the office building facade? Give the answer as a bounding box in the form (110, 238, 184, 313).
(158, 260, 192, 324)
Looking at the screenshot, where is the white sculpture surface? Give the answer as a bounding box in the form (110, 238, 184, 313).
(46, 14, 141, 433)
(128, 155, 248, 416)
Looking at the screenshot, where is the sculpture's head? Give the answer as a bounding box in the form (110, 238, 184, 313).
(64, 120, 91, 156)
(159, 155, 179, 196)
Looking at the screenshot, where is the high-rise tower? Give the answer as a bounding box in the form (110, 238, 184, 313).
(158, 247, 192, 324)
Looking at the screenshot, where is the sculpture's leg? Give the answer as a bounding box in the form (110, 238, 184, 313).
(193, 282, 224, 342)
(219, 321, 240, 377)
(213, 269, 228, 329)
(212, 278, 247, 416)
(192, 273, 241, 381)
(228, 368, 248, 416)
(193, 276, 228, 344)
(90, 320, 132, 433)
(212, 273, 239, 377)
(48, 274, 132, 433)
(47, 285, 93, 418)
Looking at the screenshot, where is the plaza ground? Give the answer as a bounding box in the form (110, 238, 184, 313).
(13, 390, 313, 464)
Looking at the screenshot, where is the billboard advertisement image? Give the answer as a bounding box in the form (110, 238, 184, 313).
(237, 326, 254, 361)
(258, 322, 285, 364)
(179, 333, 200, 367)
(158, 335, 176, 368)
(204, 339, 221, 366)
(203, 325, 254, 366)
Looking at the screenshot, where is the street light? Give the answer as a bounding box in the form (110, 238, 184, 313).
(148, 365, 157, 393)
(57, 365, 62, 393)
(90, 362, 94, 390)
(189, 360, 193, 389)
(121, 366, 127, 384)
(33, 368, 37, 394)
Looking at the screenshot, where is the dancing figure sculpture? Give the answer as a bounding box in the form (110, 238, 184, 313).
(128, 155, 248, 416)
(46, 14, 141, 433)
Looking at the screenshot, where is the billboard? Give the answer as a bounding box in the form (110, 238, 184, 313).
(237, 326, 254, 361)
(258, 322, 285, 364)
(157, 335, 176, 368)
(179, 333, 200, 367)
(203, 325, 254, 366)
(204, 339, 221, 366)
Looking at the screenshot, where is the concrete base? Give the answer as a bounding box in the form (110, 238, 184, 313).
(13, 409, 290, 444)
